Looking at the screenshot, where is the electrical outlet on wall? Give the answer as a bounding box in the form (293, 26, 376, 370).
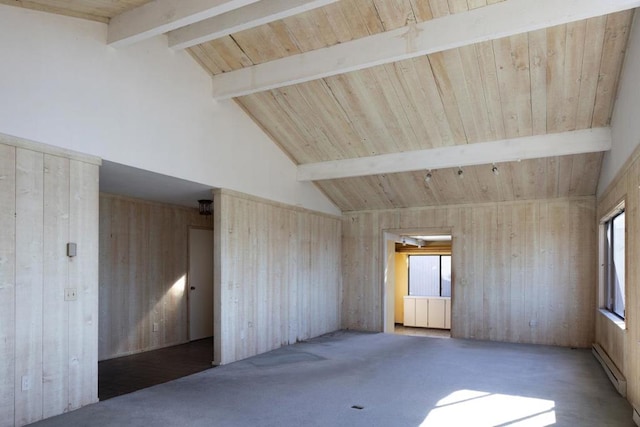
(65, 288, 78, 301)
(21, 375, 30, 391)
(153, 322, 159, 332)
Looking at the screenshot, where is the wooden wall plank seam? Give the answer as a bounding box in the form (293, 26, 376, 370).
(42, 155, 70, 418)
(14, 148, 44, 426)
(68, 160, 100, 409)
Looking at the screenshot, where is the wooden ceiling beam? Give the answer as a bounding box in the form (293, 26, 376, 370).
(168, 0, 339, 50)
(211, 0, 640, 99)
(108, 0, 262, 47)
(296, 128, 612, 181)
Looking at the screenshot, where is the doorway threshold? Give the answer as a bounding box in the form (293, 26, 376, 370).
(394, 324, 450, 339)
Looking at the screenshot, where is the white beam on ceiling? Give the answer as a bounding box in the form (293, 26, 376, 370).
(168, 0, 339, 50)
(108, 0, 262, 48)
(296, 128, 612, 181)
(211, 0, 640, 99)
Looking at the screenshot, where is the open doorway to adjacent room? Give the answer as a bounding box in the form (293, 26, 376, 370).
(383, 230, 452, 339)
(97, 161, 215, 400)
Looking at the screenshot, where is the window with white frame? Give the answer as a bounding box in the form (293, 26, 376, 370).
(604, 207, 625, 319)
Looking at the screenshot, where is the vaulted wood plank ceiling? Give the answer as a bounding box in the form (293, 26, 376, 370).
(4, 0, 634, 212)
(233, 13, 627, 162)
(192, 1, 632, 211)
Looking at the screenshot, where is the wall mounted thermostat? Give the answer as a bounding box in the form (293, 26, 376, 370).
(67, 243, 77, 258)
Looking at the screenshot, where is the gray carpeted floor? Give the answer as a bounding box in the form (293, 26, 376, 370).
(33, 331, 633, 427)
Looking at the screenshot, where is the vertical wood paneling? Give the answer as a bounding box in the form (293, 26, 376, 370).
(42, 155, 70, 418)
(629, 158, 640, 407)
(214, 190, 341, 365)
(537, 200, 554, 342)
(342, 197, 596, 347)
(454, 207, 472, 337)
(213, 191, 223, 365)
(596, 143, 640, 410)
(68, 160, 99, 409)
(509, 204, 526, 342)
(148, 204, 162, 350)
(0, 144, 16, 427)
(98, 197, 112, 359)
(344, 210, 401, 330)
(0, 139, 100, 426)
(14, 148, 44, 426)
(98, 194, 212, 360)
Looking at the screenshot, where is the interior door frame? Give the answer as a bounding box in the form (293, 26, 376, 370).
(186, 225, 214, 341)
(381, 227, 454, 334)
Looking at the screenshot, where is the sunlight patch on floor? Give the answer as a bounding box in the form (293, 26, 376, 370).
(421, 389, 556, 426)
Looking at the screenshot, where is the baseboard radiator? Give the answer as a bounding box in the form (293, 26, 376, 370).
(592, 343, 626, 397)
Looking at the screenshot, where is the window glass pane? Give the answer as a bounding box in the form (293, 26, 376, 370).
(441, 256, 452, 297)
(409, 256, 440, 296)
(612, 212, 625, 318)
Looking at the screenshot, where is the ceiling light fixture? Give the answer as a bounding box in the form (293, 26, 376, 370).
(424, 170, 432, 183)
(492, 164, 499, 175)
(457, 167, 464, 179)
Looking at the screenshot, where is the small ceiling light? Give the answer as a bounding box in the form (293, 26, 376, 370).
(424, 170, 432, 183)
(198, 199, 213, 216)
(457, 167, 464, 179)
(492, 164, 499, 175)
(402, 238, 407, 246)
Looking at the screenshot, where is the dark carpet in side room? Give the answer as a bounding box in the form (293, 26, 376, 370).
(99, 337, 214, 400)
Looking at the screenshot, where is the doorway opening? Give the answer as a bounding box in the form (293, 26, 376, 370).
(383, 230, 453, 339)
(97, 161, 215, 400)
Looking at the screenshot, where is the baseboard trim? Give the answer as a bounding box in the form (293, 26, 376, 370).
(592, 343, 627, 397)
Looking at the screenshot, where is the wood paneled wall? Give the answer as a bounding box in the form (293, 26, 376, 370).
(213, 189, 342, 365)
(596, 143, 640, 408)
(342, 197, 597, 348)
(0, 140, 99, 427)
(98, 194, 212, 360)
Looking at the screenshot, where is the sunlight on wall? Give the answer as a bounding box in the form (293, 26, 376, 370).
(421, 389, 556, 426)
(171, 274, 187, 297)
(119, 274, 188, 355)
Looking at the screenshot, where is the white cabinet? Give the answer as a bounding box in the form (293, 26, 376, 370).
(404, 298, 416, 327)
(445, 299, 451, 329)
(428, 299, 446, 329)
(403, 296, 451, 329)
(415, 298, 429, 327)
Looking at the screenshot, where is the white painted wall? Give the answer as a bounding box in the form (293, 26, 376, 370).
(599, 12, 640, 196)
(0, 5, 339, 215)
